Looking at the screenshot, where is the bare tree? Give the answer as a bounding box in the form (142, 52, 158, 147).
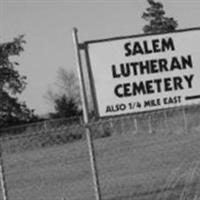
(45, 68, 81, 118)
(55, 68, 80, 105)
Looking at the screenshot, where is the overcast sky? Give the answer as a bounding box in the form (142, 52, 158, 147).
(1, 0, 200, 115)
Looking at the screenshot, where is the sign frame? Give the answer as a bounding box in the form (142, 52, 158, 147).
(84, 27, 200, 118)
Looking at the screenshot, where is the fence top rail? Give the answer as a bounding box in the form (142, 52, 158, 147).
(0, 116, 82, 132)
(0, 103, 200, 137)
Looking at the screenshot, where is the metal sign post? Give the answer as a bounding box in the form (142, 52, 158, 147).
(72, 28, 102, 200)
(0, 140, 9, 200)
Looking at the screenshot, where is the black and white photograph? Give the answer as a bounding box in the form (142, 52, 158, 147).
(1, 0, 200, 200)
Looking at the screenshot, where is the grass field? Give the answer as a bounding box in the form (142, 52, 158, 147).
(1, 118, 200, 200)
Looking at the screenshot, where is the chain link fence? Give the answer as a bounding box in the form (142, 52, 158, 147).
(0, 105, 200, 200)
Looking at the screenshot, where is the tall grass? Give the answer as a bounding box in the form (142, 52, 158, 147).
(153, 161, 200, 200)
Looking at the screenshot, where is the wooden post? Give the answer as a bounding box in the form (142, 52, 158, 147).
(0, 140, 9, 200)
(72, 28, 102, 200)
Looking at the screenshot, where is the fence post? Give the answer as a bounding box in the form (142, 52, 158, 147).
(121, 118, 125, 135)
(109, 119, 114, 136)
(164, 111, 169, 132)
(73, 28, 102, 200)
(182, 107, 188, 134)
(134, 118, 138, 134)
(0, 140, 9, 200)
(148, 115, 153, 134)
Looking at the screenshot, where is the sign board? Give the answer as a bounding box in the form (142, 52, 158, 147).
(85, 28, 200, 117)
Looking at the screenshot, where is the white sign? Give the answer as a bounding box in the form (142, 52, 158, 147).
(86, 28, 200, 117)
